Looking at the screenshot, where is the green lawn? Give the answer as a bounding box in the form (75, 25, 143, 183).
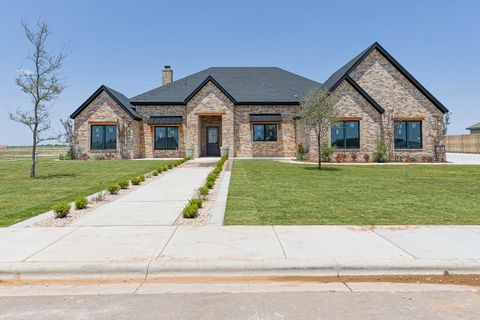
(225, 160, 480, 225)
(0, 159, 173, 226)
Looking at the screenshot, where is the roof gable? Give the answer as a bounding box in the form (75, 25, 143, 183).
(70, 85, 141, 120)
(322, 42, 448, 114)
(467, 122, 480, 130)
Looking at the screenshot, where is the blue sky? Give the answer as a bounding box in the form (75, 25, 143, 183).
(1, 0, 479, 145)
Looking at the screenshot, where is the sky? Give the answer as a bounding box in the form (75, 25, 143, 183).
(1, 0, 479, 145)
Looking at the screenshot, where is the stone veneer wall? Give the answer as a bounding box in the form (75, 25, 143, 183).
(350, 48, 445, 161)
(186, 81, 235, 158)
(135, 105, 186, 158)
(73, 91, 141, 159)
(234, 105, 297, 157)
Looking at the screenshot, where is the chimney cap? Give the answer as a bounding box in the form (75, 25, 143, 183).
(164, 65, 171, 69)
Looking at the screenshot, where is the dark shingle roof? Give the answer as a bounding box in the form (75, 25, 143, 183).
(467, 122, 480, 130)
(130, 67, 321, 105)
(70, 85, 141, 120)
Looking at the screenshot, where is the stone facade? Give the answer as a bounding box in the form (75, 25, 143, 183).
(74, 53, 445, 162)
(304, 48, 445, 162)
(73, 91, 141, 159)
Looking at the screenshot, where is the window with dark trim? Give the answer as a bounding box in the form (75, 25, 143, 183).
(394, 121, 422, 149)
(91, 125, 117, 150)
(154, 126, 179, 150)
(253, 124, 277, 141)
(331, 121, 360, 149)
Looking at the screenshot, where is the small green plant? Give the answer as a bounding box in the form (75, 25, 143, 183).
(131, 177, 142, 185)
(205, 180, 214, 189)
(373, 137, 389, 163)
(320, 143, 336, 162)
(190, 198, 203, 208)
(118, 180, 129, 189)
(74, 196, 87, 210)
(152, 170, 159, 176)
(52, 202, 70, 218)
(182, 202, 199, 218)
(207, 172, 218, 181)
(167, 164, 173, 169)
(296, 143, 306, 161)
(106, 183, 120, 194)
(199, 186, 209, 196)
(139, 175, 146, 182)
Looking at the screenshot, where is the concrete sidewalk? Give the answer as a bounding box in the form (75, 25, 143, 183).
(1, 225, 480, 279)
(71, 158, 216, 227)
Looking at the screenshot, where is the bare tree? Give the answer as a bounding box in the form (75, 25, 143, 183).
(297, 88, 339, 169)
(9, 20, 67, 177)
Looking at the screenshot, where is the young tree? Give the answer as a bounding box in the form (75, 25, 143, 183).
(297, 88, 339, 169)
(9, 21, 67, 177)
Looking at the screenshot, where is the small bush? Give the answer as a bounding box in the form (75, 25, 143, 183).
(182, 202, 199, 219)
(131, 177, 142, 185)
(199, 186, 209, 196)
(190, 198, 203, 208)
(139, 175, 145, 182)
(296, 143, 306, 161)
(373, 138, 389, 163)
(59, 154, 65, 160)
(106, 183, 120, 194)
(52, 202, 70, 218)
(350, 152, 357, 162)
(207, 172, 218, 181)
(166, 164, 173, 169)
(74, 197, 87, 210)
(118, 180, 129, 189)
(205, 180, 215, 189)
(363, 153, 370, 162)
(152, 170, 159, 176)
(320, 143, 336, 162)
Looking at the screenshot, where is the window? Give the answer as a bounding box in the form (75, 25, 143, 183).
(394, 121, 422, 149)
(331, 121, 360, 149)
(91, 125, 117, 150)
(253, 124, 277, 141)
(154, 126, 179, 150)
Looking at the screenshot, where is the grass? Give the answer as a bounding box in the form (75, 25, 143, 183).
(0, 159, 173, 226)
(224, 160, 480, 225)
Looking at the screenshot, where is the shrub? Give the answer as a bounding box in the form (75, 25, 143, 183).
(94, 154, 106, 160)
(167, 164, 173, 169)
(205, 180, 215, 189)
(74, 197, 88, 210)
(320, 143, 336, 162)
(199, 186, 209, 196)
(350, 152, 357, 162)
(296, 143, 307, 161)
(106, 183, 120, 194)
(152, 170, 159, 176)
(139, 175, 145, 182)
(182, 202, 199, 219)
(118, 180, 129, 189)
(59, 154, 65, 160)
(190, 198, 203, 208)
(373, 138, 389, 163)
(52, 202, 70, 218)
(184, 156, 191, 161)
(363, 153, 370, 162)
(207, 172, 218, 181)
(334, 153, 346, 163)
(131, 177, 142, 185)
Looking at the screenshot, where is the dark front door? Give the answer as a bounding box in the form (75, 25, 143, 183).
(206, 126, 220, 156)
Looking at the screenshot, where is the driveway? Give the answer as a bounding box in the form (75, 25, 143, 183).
(446, 152, 480, 164)
(72, 158, 216, 227)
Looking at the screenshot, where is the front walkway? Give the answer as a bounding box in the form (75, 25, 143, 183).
(72, 158, 216, 226)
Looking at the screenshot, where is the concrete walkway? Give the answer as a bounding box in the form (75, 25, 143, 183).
(72, 158, 216, 227)
(1, 225, 480, 279)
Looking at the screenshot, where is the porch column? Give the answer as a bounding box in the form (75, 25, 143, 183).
(222, 110, 235, 158)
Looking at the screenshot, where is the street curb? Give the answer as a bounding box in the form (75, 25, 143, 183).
(2, 259, 480, 280)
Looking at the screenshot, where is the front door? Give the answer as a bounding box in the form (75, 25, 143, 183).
(206, 126, 220, 156)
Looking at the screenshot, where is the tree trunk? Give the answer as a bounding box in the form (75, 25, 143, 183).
(31, 130, 37, 178)
(317, 133, 322, 170)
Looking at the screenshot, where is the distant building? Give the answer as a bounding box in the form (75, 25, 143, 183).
(0, 145, 6, 150)
(467, 122, 480, 134)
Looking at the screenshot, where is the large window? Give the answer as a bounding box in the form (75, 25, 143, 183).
(154, 126, 179, 150)
(331, 121, 360, 149)
(394, 121, 422, 149)
(91, 125, 117, 150)
(253, 124, 277, 141)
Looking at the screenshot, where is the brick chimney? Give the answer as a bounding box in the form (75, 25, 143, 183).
(162, 66, 173, 85)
